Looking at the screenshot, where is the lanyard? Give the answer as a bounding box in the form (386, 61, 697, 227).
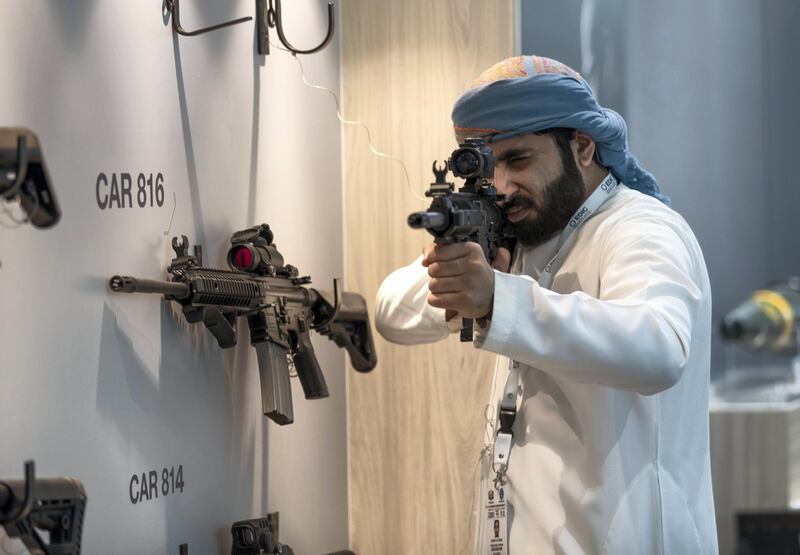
(492, 173, 619, 479)
(538, 172, 618, 289)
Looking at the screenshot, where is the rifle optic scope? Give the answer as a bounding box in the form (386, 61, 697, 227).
(448, 139, 494, 180)
(227, 242, 285, 275)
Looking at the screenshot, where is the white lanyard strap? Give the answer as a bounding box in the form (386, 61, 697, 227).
(492, 173, 619, 475)
(493, 358, 519, 470)
(538, 172, 618, 289)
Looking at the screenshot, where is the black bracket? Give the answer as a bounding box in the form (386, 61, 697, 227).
(313, 277, 341, 330)
(166, 0, 253, 37)
(0, 460, 35, 526)
(0, 134, 29, 200)
(257, 0, 335, 56)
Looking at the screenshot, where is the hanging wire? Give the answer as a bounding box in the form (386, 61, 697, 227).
(270, 40, 426, 202)
(459, 445, 488, 555)
(458, 361, 503, 555)
(0, 192, 35, 229)
(0, 177, 42, 229)
(162, 192, 177, 236)
(272, 33, 497, 552)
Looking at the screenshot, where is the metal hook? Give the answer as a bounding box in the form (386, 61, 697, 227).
(314, 277, 341, 329)
(0, 460, 35, 526)
(0, 135, 29, 201)
(257, 0, 335, 56)
(166, 0, 252, 37)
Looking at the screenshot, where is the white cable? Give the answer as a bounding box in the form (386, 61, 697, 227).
(270, 41, 426, 202)
(459, 360, 503, 555)
(162, 192, 177, 236)
(0, 200, 26, 228)
(459, 446, 488, 555)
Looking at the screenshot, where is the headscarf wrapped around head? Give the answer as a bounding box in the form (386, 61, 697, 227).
(452, 56, 669, 205)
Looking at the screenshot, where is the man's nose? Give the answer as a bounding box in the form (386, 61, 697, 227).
(492, 166, 517, 203)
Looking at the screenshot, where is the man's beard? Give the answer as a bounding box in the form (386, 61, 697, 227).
(503, 150, 586, 248)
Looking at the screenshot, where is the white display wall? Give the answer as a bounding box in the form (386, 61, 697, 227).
(0, 1, 349, 553)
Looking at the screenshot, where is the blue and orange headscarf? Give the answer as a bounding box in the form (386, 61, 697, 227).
(452, 56, 669, 205)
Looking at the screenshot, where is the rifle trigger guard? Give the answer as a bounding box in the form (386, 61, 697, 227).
(314, 277, 341, 329)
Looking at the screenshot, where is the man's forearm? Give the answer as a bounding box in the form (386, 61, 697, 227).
(475, 271, 699, 395)
(375, 256, 452, 345)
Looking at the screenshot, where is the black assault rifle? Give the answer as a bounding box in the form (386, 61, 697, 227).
(407, 138, 513, 341)
(231, 514, 356, 555)
(0, 461, 87, 555)
(109, 224, 377, 425)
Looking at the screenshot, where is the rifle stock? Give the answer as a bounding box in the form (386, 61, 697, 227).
(0, 461, 86, 555)
(313, 290, 377, 372)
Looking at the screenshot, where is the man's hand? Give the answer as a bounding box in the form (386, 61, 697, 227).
(421, 243, 510, 320)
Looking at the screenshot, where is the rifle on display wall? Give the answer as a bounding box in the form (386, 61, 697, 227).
(408, 138, 513, 341)
(109, 224, 377, 426)
(231, 514, 357, 555)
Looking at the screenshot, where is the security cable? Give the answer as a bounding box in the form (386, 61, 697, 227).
(163, 191, 177, 236)
(270, 40, 425, 202)
(281, 39, 493, 549)
(459, 362, 503, 555)
(0, 199, 24, 228)
(0, 179, 40, 229)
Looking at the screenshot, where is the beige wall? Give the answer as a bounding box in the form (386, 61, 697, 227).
(341, 2, 516, 553)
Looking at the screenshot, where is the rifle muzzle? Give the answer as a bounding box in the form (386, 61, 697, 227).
(407, 211, 447, 230)
(109, 275, 191, 299)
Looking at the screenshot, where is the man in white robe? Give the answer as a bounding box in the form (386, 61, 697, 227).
(375, 55, 719, 554)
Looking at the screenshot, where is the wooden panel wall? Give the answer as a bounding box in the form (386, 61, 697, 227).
(341, 2, 516, 553)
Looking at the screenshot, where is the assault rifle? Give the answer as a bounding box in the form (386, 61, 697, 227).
(109, 224, 377, 425)
(231, 515, 290, 555)
(0, 461, 87, 555)
(231, 514, 356, 555)
(408, 138, 513, 341)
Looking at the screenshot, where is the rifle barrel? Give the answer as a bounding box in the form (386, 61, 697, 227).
(109, 275, 191, 299)
(407, 211, 447, 230)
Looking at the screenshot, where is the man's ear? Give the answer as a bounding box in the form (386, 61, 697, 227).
(573, 131, 596, 168)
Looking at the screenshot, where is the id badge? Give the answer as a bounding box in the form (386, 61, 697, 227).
(482, 482, 508, 555)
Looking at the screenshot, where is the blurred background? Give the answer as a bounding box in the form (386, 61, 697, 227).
(522, 0, 800, 381)
(521, 1, 800, 552)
